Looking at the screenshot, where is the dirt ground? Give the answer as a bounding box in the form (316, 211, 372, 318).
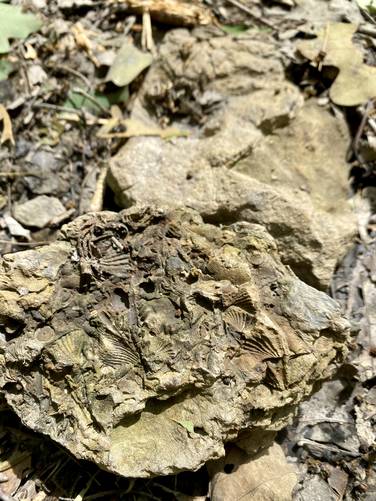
(0, 0, 375, 500)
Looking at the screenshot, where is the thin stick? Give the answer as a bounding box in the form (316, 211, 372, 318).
(0, 172, 39, 177)
(347, 99, 374, 163)
(56, 64, 92, 89)
(71, 88, 112, 116)
(0, 240, 50, 246)
(142, 11, 156, 54)
(33, 102, 82, 114)
(89, 166, 108, 212)
(225, 0, 275, 29)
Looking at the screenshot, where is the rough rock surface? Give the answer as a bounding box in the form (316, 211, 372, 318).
(108, 28, 356, 289)
(0, 207, 349, 477)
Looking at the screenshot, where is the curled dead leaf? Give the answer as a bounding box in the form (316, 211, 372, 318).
(0, 104, 14, 145)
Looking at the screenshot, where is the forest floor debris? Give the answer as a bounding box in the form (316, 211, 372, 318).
(0, 0, 375, 500)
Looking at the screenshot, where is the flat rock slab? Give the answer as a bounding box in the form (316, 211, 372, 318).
(208, 443, 297, 501)
(108, 28, 356, 289)
(14, 195, 66, 228)
(0, 207, 349, 477)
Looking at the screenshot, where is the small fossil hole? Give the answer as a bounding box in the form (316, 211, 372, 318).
(224, 463, 235, 474)
(139, 280, 156, 294)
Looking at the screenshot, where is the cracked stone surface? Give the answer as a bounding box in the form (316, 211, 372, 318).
(0, 207, 349, 477)
(108, 28, 356, 289)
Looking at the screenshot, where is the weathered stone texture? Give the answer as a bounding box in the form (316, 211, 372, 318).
(0, 207, 349, 477)
(108, 28, 355, 289)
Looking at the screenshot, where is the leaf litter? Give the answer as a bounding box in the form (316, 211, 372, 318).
(298, 22, 376, 106)
(0, 3, 42, 54)
(0, 0, 375, 500)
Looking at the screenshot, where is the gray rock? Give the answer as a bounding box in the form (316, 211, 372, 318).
(108, 28, 356, 289)
(24, 150, 67, 196)
(0, 207, 349, 477)
(14, 195, 66, 228)
(295, 474, 337, 501)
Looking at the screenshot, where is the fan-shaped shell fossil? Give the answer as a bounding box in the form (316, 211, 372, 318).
(0, 207, 349, 479)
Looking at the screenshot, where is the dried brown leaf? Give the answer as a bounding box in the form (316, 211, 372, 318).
(0, 104, 14, 145)
(0, 448, 31, 496)
(298, 23, 376, 106)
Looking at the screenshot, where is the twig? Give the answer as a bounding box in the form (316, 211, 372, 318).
(72, 471, 98, 501)
(225, 0, 275, 29)
(318, 23, 330, 72)
(89, 166, 108, 212)
(0, 172, 40, 177)
(142, 11, 156, 54)
(368, 117, 376, 134)
(83, 490, 125, 500)
(0, 240, 50, 246)
(49, 207, 76, 227)
(297, 438, 360, 457)
(131, 492, 161, 501)
(21, 64, 31, 96)
(152, 483, 186, 497)
(358, 23, 376, 37)
(71, 88, 112, 116)
(6, 183, 11, 215)
(55, 64, 92, 89)
(347, 99, 375, 163)
(359, 8, 376, 26)
(33, 102, 82, 114)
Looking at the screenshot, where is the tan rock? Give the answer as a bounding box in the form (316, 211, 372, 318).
(108, 28, 355, 289)
(0, 207, 349, 477)
(208, 443, 297, 501)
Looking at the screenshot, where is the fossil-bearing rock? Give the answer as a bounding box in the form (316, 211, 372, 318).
(108, 28, 356, 289)
(0, 208, 349, 477)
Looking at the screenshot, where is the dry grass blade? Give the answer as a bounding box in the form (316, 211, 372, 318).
(113, 0, 214, 26)
(97, 117, 188, 139)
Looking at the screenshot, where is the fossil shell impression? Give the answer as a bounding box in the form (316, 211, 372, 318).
(0, 207, 349, 477)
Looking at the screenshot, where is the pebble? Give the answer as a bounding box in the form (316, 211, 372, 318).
(14, 195, 66, 229)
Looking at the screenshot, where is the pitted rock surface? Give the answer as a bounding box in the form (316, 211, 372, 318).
(108, 27, 356, 289)
(0, 207, 349, 477)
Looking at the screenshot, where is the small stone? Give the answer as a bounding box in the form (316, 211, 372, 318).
(27, 65, 48, 86)
(3, 214, 30, 240)
(14, 196, 66, 229)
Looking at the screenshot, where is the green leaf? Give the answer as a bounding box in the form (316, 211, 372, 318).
(356, 0, 376, 13)
(106, 42, 153, 87)
(64, 87, 129, 114)
(221, 24, 249, 34)
(175, 420, 194, 434)
(0, 59, 13, 81)
(0, 4, 42, 54)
